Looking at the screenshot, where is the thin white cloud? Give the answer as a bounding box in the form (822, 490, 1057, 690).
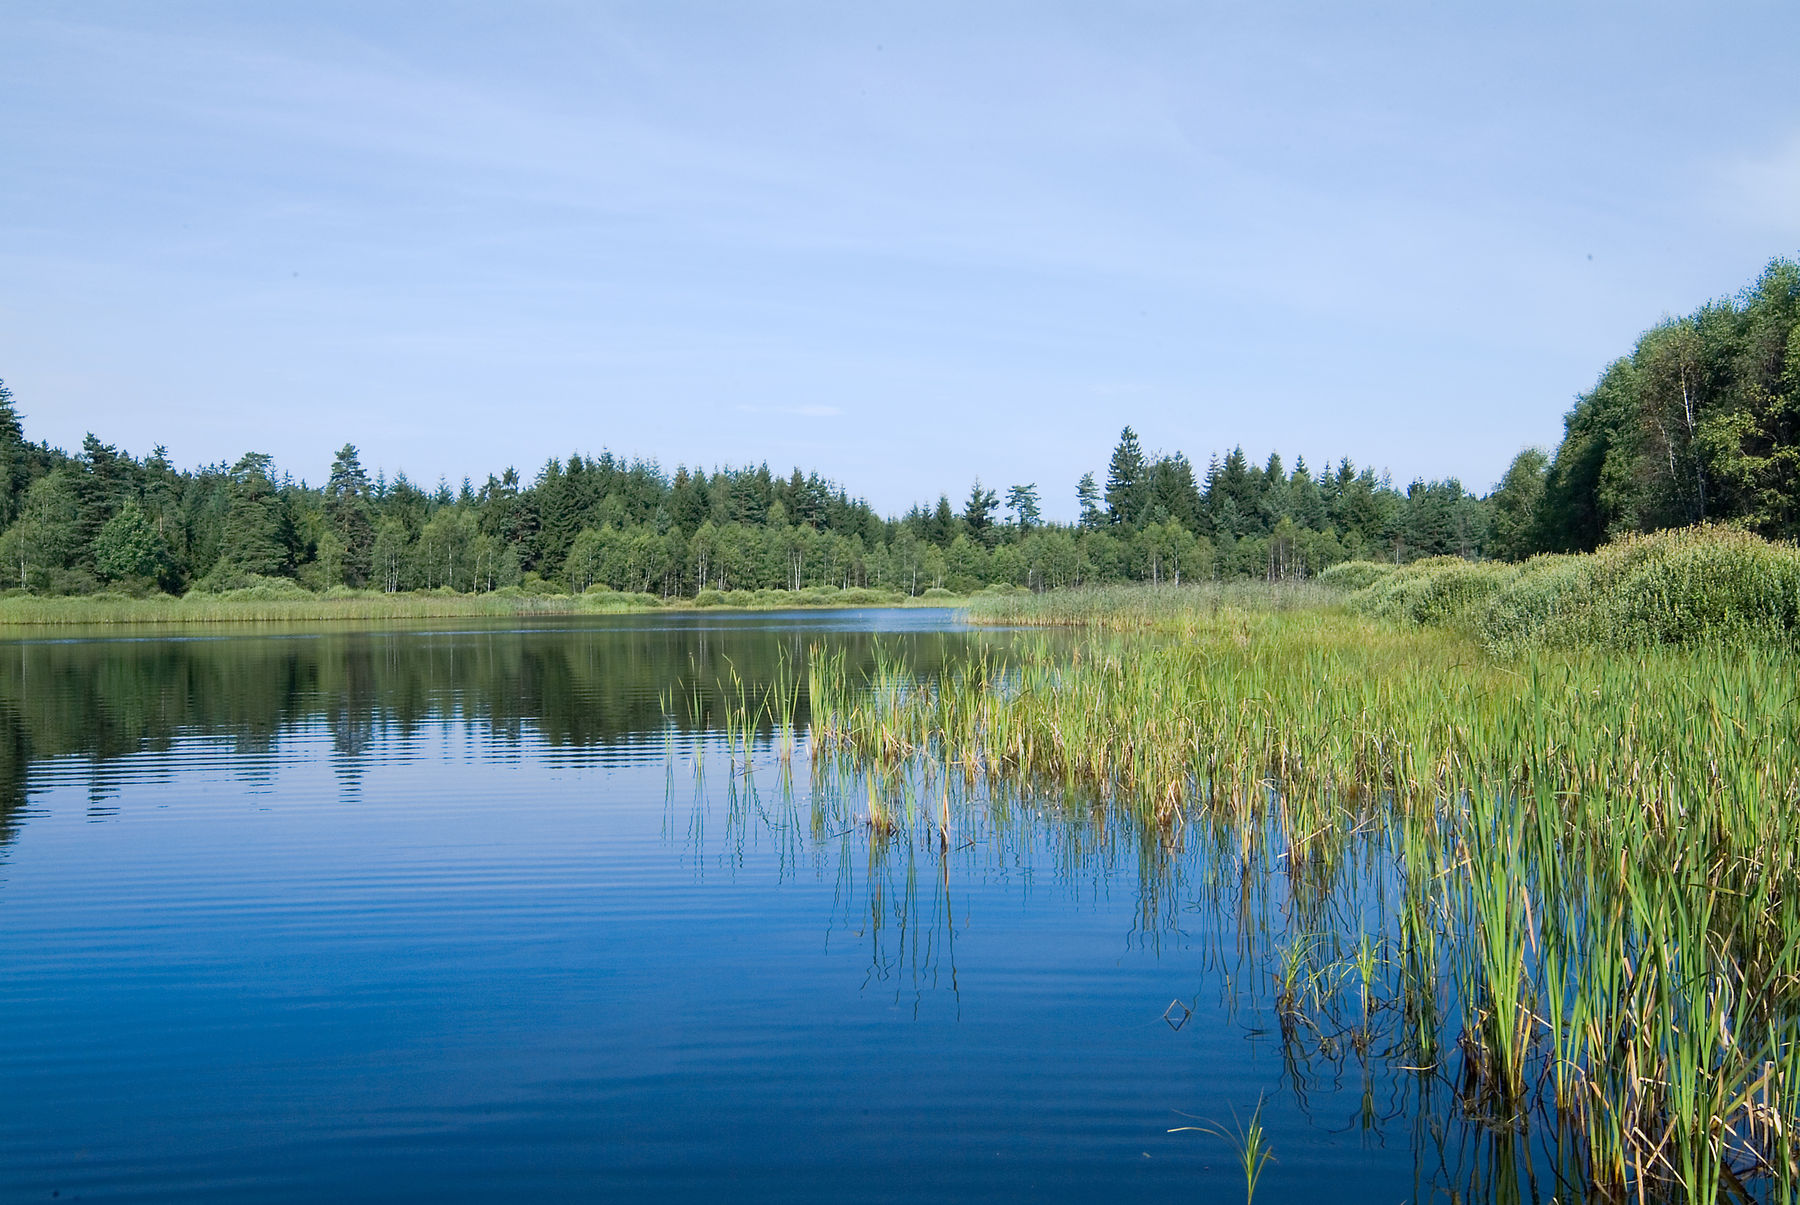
(735, 404, 843, 419)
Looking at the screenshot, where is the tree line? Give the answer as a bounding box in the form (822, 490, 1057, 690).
(1, 253, 1791, 598)
(0, 398, 1484, 597)
(1487, 255, 1800, 557)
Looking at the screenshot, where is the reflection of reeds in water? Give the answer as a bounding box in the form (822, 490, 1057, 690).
(800, 605, 1800, 1205)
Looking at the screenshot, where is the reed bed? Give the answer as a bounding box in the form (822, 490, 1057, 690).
(796, 603, 1800, 1203)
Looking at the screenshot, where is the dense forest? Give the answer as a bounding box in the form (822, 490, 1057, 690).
(0, 398, 1484, 598)
(1, 255, 1793, 600)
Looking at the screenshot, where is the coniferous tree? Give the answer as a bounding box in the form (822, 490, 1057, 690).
(1147, 454, 1201, 531)
(218, 453, 295, 578)
(929, 495, 956, 547)
(1005, 483, 1041, 530)
(1104, 427, 1147, 525)
(962, 479, 998, 545)
(0, 379, 36, 529)
(324, 444, 375, 587)
(1075, 473, 1104, 528)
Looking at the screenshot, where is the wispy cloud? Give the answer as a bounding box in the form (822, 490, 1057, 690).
(735, 404, 842, 419)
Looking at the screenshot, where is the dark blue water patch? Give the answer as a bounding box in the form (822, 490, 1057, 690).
(0, 612, 1543, 1203)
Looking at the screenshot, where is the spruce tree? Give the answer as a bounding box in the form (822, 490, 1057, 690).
(1104, 427, 1147, 525)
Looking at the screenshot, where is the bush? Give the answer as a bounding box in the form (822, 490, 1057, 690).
(920, 587, 957, 600)
(1351, 558, 1510, 628)
(579, 591, 660, 610)
(1542, 527, 1800, 650)
(1477, 555, 1586, 656)
(1350, 527, 1800, 654)
(1318, 561, 1396, 592)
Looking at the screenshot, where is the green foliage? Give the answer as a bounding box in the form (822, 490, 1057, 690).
(1104, 426, 1147, 524)
(1316, 560, 1395, 591)
(1347, 526, 1800, 654)
(1486, 447, 1548, 561)
(219, 453, 296, 577)
(815, 595, 1800, 1201)
(1537, 256, 1800, 550)
(1351, 556, 1509, 628)
(92, 501, 170, 584)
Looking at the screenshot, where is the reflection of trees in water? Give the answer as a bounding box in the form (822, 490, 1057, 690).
(0, 624, 994, 850)
(0, 698, 30, 848)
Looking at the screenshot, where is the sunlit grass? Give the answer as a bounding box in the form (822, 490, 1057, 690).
(795, 593, 1800, 1202)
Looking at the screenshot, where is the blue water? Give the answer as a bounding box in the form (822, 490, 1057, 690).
(0, 609, 1499, 1202)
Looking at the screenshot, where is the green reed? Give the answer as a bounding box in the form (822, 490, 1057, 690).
(1171, 1096, 1276, 1204)
(809, 596, 1800, 1202)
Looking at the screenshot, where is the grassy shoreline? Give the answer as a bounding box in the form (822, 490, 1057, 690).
(806, 579, 1800, 1201)
(0, 585, 972, 627)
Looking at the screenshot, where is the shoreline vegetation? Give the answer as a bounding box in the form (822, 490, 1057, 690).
(968, 523, 1800, 653)
(0, 583, 975, 627)
(790, 525, 1800, 1202)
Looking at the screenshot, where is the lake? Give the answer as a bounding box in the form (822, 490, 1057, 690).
(0, 608, 1504, 1202)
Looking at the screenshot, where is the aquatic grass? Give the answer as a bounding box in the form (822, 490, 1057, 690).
(1171, 1096, 1276, 1204)
(807, 598, 1800, 1202)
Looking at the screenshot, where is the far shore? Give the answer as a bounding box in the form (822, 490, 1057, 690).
(0, 586, 977, 627)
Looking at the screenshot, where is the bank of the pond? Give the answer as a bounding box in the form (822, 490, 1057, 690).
(0, 585, 976, 626)
(805, 593, 1800, 1203)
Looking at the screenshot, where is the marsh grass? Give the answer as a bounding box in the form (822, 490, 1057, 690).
(802, 597, 1800, 1202)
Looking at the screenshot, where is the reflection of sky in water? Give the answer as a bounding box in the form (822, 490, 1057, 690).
(0, 612, 1551, 1203)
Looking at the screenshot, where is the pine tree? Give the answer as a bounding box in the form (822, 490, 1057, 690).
(1076, 473, 1104, 528)
(1005, 483, 1041, 530)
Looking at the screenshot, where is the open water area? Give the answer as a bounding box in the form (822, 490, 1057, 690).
(0, 609, 1516, 1202)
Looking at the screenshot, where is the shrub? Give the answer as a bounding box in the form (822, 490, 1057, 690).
(1318, 561, 1396, 592)
(1351, 527, 1800, 654)
(1351, 558, 1512, 628)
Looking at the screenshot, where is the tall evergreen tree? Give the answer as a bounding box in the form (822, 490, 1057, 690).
(218, 453, 295, 577)
(324, 444, 375, 587)
(0, 379, 34, 528)
(1104, 427, 1147, 525)
(962, 479, 998, 544)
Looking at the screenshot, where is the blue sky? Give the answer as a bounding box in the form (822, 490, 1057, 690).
(4, 2, 1798, 518)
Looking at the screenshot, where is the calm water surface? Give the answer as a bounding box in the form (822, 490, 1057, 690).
(0, 609, 1486, 1202)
